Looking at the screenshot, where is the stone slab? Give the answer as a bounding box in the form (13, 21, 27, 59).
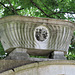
(0, 60, 35, 73)
(0, 60, 75, 74)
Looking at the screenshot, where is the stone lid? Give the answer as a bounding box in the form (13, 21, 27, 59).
(0, 15, 75, 28)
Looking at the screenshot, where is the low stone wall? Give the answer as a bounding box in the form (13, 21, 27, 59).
(0, 60, 75, 75)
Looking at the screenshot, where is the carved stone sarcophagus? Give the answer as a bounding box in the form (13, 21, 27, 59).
(0, 15, 75, 59)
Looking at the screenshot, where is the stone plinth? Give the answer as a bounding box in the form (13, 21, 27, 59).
(0, 15, 75, 59)
(5, 48, 29, 60)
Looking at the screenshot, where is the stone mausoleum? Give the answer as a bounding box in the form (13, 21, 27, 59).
(0, 15, 75, 75)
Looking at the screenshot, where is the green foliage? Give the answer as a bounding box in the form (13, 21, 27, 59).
(30, 55, 47, 58)
(0, 0, 75, 20)
(67, 32, 75, 60)
(0, 42, 6, 59)
(0, 42, 5, 55)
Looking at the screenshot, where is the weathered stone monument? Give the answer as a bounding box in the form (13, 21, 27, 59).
(0, 15, 75, 59)
(0, 15, 75, 75)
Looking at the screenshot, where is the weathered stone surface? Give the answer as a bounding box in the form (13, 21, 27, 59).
(0, 16, 75, 56)
(0, 60, 35, 73)
(53, 51, 66, 60)
(0, 15, 75, 59)
(5, 48, 30, 60)
(0, 60, 75, 75)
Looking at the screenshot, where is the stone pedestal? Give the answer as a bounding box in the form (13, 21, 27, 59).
(5, 48, 30, 60)
(53, 51, 66, 60)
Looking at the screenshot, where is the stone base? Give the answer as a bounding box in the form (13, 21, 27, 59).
(5, 48, 66, 60)
(5, 48, 30, 60)
(53, 51, 66, 60)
